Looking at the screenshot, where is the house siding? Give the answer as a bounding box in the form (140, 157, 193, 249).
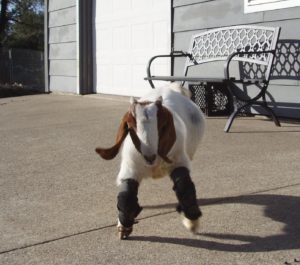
(47, 0, 78, 93)
(173, 0, 300, 119)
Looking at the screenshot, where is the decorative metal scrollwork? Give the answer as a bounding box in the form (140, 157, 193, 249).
(187, 26, 278, 67)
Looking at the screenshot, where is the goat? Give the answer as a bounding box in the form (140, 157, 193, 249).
(95, 83, 205, 239)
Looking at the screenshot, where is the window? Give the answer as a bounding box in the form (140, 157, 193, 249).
(244, 0, 300, 13)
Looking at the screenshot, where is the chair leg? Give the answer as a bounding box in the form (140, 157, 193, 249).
(224, 102, 252, 132)
(261, 103, 281, 127)
(225, 102, 281, 132)
(224, 110, 238, 133)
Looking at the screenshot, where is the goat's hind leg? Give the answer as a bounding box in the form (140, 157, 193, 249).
(117, 178, 142, 239)
(170, 167, 202, 233)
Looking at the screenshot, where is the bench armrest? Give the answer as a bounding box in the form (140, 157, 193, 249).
(146, 51, 193, 88)
(224, 50, 276, 81)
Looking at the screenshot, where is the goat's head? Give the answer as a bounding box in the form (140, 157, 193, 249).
(95, 96, 176, 165)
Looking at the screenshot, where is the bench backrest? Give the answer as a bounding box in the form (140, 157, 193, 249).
(184, 25, 281, 79)
(240, 39, 299, 81)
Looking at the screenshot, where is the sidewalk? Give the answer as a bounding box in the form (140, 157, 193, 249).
(0, 94, 299, 265)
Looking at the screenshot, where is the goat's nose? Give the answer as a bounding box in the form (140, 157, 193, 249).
(143, 154, 156, 164)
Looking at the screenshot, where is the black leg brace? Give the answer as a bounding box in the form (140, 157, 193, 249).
(117, 179, 143, 228)
(170, 167, 202, 220)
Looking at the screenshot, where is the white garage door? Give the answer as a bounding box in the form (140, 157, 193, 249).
(94, 0, 171, 97)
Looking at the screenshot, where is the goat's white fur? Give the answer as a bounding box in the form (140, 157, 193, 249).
(134, 101, 159, 159)
(117, 82, 205, 185)
(113, 83, 206, 232)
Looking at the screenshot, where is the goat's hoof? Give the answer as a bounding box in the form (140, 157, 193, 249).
(117, 220, 133, 240)
(182, 216, 199, 234)
(117, 226, 133, 240)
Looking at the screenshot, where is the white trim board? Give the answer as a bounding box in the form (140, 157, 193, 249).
(244, 0, 300, 13)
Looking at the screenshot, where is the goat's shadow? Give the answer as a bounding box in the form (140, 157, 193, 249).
(131, 191, 300, 252)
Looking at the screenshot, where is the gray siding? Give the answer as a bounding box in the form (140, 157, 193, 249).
(49, 43, 77, 60)
(50, 76, 77, 93)
(173, 0, 300, 119)
(48, 0, 77, 93)
(49, 0, 76, 11)
(49, 6, 76, 27)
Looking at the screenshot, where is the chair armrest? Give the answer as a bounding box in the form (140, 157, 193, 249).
(224, 50, 276, 81)
(146, 51, 193, 88)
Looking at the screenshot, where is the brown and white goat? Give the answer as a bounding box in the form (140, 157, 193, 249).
(96, 83, 205, 239)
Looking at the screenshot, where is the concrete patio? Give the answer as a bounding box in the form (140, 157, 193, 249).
(0, 94, 299, 265)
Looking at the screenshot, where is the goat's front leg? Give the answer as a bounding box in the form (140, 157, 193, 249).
(170, 167, 202, 233)
(117, 178, 143, 239)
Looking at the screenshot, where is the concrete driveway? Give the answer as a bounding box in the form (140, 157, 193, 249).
(0, 94, 299, 265)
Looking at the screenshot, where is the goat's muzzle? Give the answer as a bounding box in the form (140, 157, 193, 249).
(143, 154, 157, 165)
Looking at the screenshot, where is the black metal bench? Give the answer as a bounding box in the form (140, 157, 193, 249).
(145, 25, 281, 132)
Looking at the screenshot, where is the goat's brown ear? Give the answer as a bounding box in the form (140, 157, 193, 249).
(95, 112, 130, 160)
(157, 105, 176, 163)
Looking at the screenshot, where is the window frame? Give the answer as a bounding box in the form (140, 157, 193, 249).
(244, 0, 300, 13)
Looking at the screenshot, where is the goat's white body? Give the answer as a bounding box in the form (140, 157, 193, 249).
(117, 83, 205, 185)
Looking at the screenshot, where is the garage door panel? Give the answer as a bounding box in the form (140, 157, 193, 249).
(132, 0, 153, 10)
(96, 28, 112, 51)
(113, 65, 131, 94)
(113, 0, 131, 11)
(132, 65, 148, 88)
(154, 20, 169, 50)
(95, 0, 170, 96)
(132, 23, 153, 50)
(113, 26, 131, 50)
(96, 1, 113, 18)
(98, 65, 112, 88)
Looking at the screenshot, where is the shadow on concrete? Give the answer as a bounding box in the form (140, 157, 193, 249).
(137, 190, 300, 252)
(0, 85, 43, 98)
